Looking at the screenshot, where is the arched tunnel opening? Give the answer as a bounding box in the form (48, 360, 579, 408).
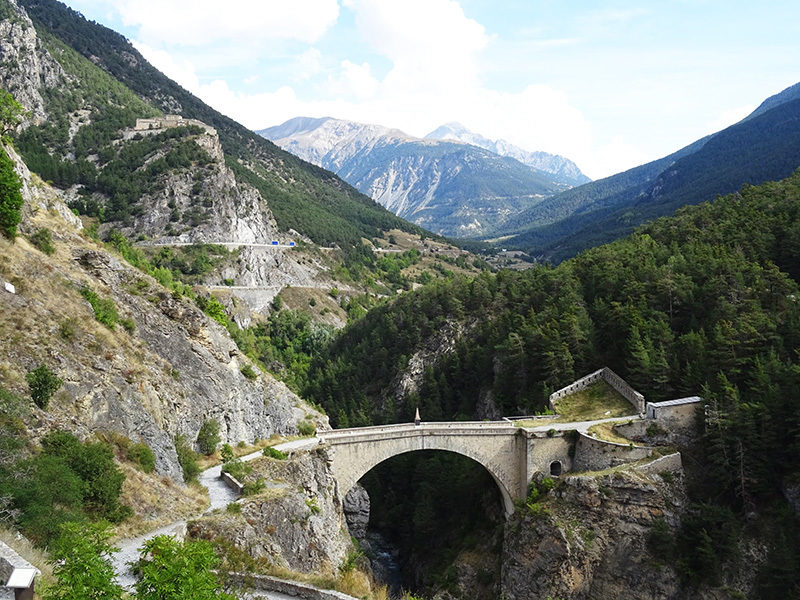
(346, 450, 505, 599)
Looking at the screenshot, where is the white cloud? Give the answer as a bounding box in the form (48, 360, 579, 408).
(132, 41, 201, 91)
(327, 60, 379, 99)
(130, 0, 640, 179)
(102, 0, 339, 46)
(344, 0, 488, 91)
(293, 48, 324, 82)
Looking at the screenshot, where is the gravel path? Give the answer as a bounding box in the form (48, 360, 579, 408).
(111, 439, 318, 593)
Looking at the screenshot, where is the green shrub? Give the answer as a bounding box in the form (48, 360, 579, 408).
(297, 420, 316, 436)
(79, 286, 119, 329)
(226, 502, 241, 514)
(305, 497, 320, 514)
(29, 228, 55, 255)
(41, 430, 131, 522)
(221, 459, 251, 481)
(196, 419, 220, 455)
(174, 434, 200, 482)
(44, 521, 124, 600)
(126, 442, 155, 473)
(240, 364, 258, 380)
(59, 318, 76, 341)
(220, 443, 234, 464)
(26, 364, 62, 409)
(0, 146, 23, 239)
(134, 535, 234, 600)
(263, 446, 287, 460)
(120, 317, 136, 333)
(194, 293, 228, 326)
(647, 516, 675, 561)
(241, 477, 265, 497)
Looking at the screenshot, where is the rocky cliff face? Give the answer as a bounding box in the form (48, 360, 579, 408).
(106, 128, 280, 246)
(501, 469, 686, 600)
(0, 0, 64, 124)
(191, 448, 352, 575)
(0, 144, 315, 482)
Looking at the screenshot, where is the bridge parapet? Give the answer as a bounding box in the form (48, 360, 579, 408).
(320, 421, 516, 441)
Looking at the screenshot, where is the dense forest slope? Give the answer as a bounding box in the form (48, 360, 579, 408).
(503, 83, 800, 261)
(307, 170, 800, 596)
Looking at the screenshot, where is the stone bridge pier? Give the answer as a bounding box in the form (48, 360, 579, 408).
(318, 422, 574, 518)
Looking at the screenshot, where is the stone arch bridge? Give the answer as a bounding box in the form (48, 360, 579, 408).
(317, 421, 575, 517)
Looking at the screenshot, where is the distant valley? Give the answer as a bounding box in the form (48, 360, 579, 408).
(259, 117, 589, 238)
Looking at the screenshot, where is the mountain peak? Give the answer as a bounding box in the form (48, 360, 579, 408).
(425, 122, 590, 185)
(425, 122, 471, 138)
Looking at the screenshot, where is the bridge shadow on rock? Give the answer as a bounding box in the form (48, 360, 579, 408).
(355, 450, 504, 600)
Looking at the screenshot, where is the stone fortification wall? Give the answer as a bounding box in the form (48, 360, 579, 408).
(646, 397, 701, 425)
(634, 452, 683, 476)
(549, 367, 645, 414)
(220, 471, 243, 494)
(522, 433, 573, 481)
(572, 432, 653, 472)
(134, 115, 216, 136)
(228, 572, 358, 599)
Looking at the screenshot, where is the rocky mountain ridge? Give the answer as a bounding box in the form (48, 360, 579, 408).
(260, 116, 569, 237)
(425, 121, 590, 186)
(501, 80, 800, 261)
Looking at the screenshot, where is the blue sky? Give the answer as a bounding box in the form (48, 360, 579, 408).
(62, 0, 800, 179)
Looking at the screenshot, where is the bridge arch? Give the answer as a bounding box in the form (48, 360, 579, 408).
(320, 423, 525, 517)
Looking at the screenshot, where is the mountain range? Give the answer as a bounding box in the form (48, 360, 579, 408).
(499, 81, 800, 261)
(259, 117, 588, 238)
(424, 122, 590, 186)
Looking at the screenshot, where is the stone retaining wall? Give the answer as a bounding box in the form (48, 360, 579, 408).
(227, 572, 357, 599)
(220, 471, 243, 494)
(634, 452, 683, 476)
(572, 432, 653, 472)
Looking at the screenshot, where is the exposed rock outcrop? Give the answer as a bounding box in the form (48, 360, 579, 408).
(343, 484, 370, 540)
(501, 468, 686, 600)
(0, 147, 315, 482)
(0, 0, 65, 124)
(190, 449, 352, 574)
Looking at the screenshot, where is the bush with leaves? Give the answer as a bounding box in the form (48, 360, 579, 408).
(196, 419, 220, 455)
(174, 433, 200, 482)
(29, 227, 55, 254)
(0, 146, 23, 239)
(42, 521, 123, 600)
(41, 430, 131, 522)
(134, 535, 235, 600)
(263, 446, 287, 460)
(220, 443, 234, 464)
(26, 364, 62, 409)
(79, 286, 119, 329)
(298, 420, 316, 436)
(126, 442, 155, 473)
(0, 90, 24, 141)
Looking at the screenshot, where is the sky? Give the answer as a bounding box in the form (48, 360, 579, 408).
(61, 0, 800, 179)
